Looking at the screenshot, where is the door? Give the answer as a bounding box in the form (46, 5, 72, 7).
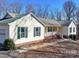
(0, 29, 6, 43)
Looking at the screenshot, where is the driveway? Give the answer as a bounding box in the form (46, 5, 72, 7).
(0, 51, 11, 58)
(0, 43, 12, 58)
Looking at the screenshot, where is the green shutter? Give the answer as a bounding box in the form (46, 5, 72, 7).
(17, 27, 20, 39)
(34, 27, 35, 37)
(26, 27, 28, 38)
(39, 27, 41, 36)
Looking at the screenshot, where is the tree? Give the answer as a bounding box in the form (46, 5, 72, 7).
(8, 2, 22, 13)
(76, 9, 79, 20)
(25, 4, 36, 14)
(0, 0, 7, 19)
(56, 11, 62, 21)
(63, 0, 76, 20)
(49, 11, 55, 19)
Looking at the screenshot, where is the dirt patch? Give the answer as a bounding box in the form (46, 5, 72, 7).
(15, 40, 79, 58)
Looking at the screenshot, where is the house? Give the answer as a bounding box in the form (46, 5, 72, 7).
(68, 20, 79, 40)
(0, 13, 61, 44)
(59, 20, 71, 36)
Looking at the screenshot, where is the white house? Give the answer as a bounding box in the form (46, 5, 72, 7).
(68, 20, 79, 40)
(0, 13, 61, 44)
(59, 20, 71, 36)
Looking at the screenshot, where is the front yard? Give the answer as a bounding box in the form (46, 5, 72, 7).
(9, 39, 79, 58)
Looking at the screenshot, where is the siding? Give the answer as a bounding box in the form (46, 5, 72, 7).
(60, 26, 68, 35)
(9, 14, 45, 44)
(0, 24, 9, 43)
(68, 21, 76, 35)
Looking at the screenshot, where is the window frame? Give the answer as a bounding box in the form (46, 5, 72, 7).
(34, 27, 41, 37)
(17, 27, 28, 39)
(48, 27, 52, 32)
(73, 27, 75, 32)
(70, 27, 72, 33)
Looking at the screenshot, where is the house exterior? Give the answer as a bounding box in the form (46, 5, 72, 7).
(0, 13, 61, 44)
(59, 20, 71, 36)
(68, 20, 79, 40)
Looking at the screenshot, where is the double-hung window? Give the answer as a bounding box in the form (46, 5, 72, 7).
(34, 27, 41, 37)
(48, 27, 52, 32)
(73, 27, 75, 32)
(70, 27, 72, 33)
(17, 27, 28, 39)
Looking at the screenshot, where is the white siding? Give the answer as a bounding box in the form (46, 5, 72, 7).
(9, 14, 45, 44)
(60, 26, 68, 35)
(68, 21, 76, 35)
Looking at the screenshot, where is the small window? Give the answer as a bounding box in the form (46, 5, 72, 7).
(73, 27, 75, 32)
(34, 27, 41, 37)
(17, 27, 28, 39)
(70, 27, 72, 33)
(53, 27, 57, 31)
(48, 27, 52, 32)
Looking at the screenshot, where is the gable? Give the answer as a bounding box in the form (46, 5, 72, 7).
(69, 21, 76, 28)
(8, 13, 44, 28)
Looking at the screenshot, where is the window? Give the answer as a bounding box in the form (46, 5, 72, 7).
(73, 27, 75, 32)
(17, 27, 28, 39)
(70, 27, 72, 33)
(34, 27, 41, 37)
(53, 27, 57, 31)
(48, 27, 52, 32)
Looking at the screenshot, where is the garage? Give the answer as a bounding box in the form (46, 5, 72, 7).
(0, 29, 6, 43)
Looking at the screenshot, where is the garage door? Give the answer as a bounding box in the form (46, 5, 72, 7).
(0, 29, 6, 43)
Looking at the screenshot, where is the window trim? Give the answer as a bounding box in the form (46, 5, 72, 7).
(73, 27, 75, 32)
(48, 27, 52, 32)
(70, 27, 72, 33)
(17, 27, 28, 39)
(34, 27, 41, 37)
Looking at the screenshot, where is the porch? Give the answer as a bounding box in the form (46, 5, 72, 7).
(44, 26, 62, 36)
(44, 26, 63, 39)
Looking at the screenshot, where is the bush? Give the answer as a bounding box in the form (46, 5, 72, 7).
(55, 34, 62, 39)
(3, 39, 16, 50)
(63, 35, 69, 39)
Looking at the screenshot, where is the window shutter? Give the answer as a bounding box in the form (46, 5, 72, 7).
(25, 27, 28, 38)
(17, 27, 20, 39)
(39, 27, 41, 36)
(34, 27, 35, 37)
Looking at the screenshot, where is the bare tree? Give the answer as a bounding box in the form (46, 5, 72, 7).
(8, 2, 22, 13)
(49, 10, 55, 19)
(56, 11, 62, 21)
(76, 9, 79, 20)
(63, 0, 76, 20)
(25, 4, 36, 14)
(0, 0, 7, 19)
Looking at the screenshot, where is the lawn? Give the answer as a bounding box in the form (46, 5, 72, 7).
(14, 39, 79, 58)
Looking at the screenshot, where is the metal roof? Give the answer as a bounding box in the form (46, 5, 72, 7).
(0, 13, 61, 27)
(58, 20, 71, 26)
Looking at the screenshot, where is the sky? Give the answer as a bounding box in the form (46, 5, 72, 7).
(6, 0, 79, 13)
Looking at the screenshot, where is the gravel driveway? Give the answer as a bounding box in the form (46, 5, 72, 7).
(0, 44, 12, 58)
(0, 51, 11, 58)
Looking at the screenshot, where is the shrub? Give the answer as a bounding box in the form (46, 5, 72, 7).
(63, 35, 69, 39)
(55, 34, 62, 39)
(3, 39, 16, 50)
